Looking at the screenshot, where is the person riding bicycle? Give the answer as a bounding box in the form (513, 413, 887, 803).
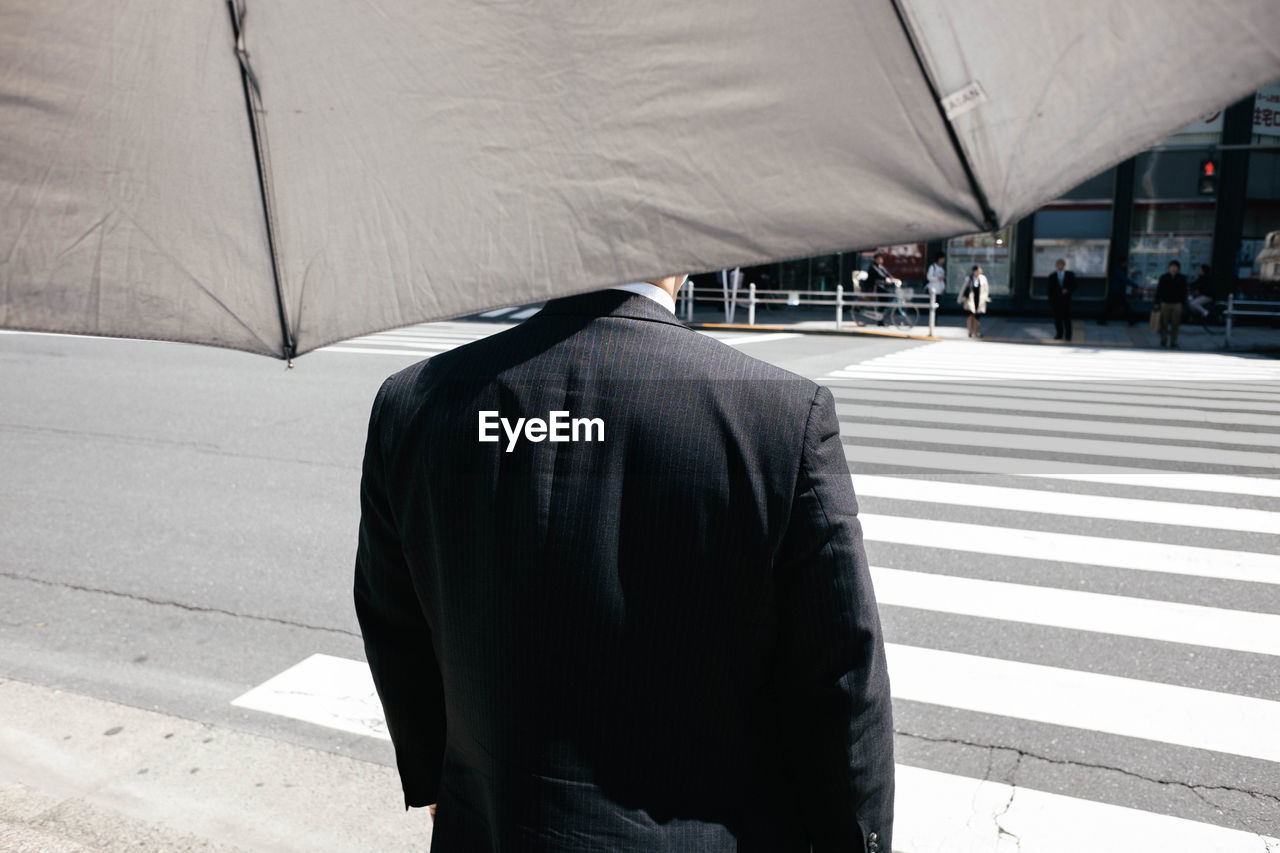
(865, 253, 900, 326)
(1187, 264, 1213, 321)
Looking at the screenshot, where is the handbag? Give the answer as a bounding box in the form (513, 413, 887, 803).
(1148, 309, 1160, 333)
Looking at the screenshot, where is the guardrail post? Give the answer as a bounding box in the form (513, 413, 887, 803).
(836, 285, 844, 331)
(748, 283, 757, 326)
(1225, 294, 1234, 347)
(928, 294, 937, 337)
(686, 281, 695, 322)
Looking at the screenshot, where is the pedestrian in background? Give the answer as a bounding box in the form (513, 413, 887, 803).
(926, 252, 947, 303)
(1047, 258, 1076, 340)
(1098, 257, 1138, 326)
(1156, 260, 1188, 347)
(960, 264, 989, 338)
(1187, 264, 1213, 321)
(865, 253, 900, 326)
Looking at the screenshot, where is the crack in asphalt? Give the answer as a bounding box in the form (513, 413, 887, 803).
(992, 751, 1023, 850)
(900, 730, 1280, 839)
(0, 571, 360, 638)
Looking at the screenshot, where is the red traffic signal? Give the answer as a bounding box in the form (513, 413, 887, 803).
(1198, 159, 1218, 195)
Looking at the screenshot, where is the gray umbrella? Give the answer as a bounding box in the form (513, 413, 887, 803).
(2, 0, 1278, 358)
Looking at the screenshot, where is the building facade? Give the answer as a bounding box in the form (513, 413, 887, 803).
(730, 83, 1280, 314)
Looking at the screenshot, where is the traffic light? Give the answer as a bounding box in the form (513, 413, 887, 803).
(1199, 159, 1218, 196)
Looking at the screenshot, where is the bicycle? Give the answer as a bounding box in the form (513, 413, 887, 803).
(1187, 298, 1226, 333)
(851, 276, 919, 330)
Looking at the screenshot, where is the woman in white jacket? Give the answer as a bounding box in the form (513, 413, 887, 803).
(959, 264, 990, 338)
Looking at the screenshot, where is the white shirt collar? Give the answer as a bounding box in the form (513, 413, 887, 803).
(609, 282, 676, 315)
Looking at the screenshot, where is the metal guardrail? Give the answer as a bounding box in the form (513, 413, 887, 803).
(679, 282, 940, 335)
(1224, 296, 1280, 346)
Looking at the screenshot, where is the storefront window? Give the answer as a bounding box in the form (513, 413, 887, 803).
(1241, 84, 1280, 297)
(856, 244, 926, 285)
(946, 229, 1012, 296)
(1242, 151, 1280, 288)
(1029, 167, 1113, 299)
(1127, 149, 1216, 297)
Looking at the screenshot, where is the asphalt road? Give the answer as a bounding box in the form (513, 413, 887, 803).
(2, 319, 1278, 851)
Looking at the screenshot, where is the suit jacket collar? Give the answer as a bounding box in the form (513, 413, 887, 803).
(535, 288, 690, 330)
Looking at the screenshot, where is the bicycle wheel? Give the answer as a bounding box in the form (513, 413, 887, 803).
(891, 305, 918, 330)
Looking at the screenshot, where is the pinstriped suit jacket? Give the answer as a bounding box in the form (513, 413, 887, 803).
(354, 289, 894, 852)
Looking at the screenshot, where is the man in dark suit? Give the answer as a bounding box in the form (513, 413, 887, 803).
(354, 278, 894, 852)
(1047, 258, 1076, 340)
(1155, 260, 1189, 348)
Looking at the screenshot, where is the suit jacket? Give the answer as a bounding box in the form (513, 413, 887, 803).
(354, 289, 894, 852)
(864, 262, 893, 292)
(1047, 270, 1076, 302)
(1156, 272, 1188, 304)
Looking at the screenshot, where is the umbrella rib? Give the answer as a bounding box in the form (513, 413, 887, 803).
(227, 0, 296, 362)
(887, 0, 999, 232)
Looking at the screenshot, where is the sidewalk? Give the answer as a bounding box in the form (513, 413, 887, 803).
(688, 302, 1280, 353)
(0, 678, 433, 853)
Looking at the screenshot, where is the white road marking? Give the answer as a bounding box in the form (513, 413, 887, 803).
(860, 513, 1280, 585)
(833, 384, 1280, 425)
(871, 567, 1280, 656)
(843, 445, 1280, 498)
(231, 654, 389, 741)
(853, 474, 1280, 534)
(509, 307, 542, 320)
(831, 362, 1280, 382)
(700, 332, 803, 345)
(894, 764, 1279, 853)
(887, 643, 1280, 762)
(824, 341, 1280, 382)
(364, 330, 499, 341)
(350, 337, 487, 349)
(234, 653, 1280, 850)
(316, 346, 450, 357)
(479, 306, 519, 317)
(845, 423, 1277, 468)
(836, 402, 1280, 448)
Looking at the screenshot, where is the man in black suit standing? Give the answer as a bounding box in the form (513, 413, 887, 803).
(1047, 258, 1077, 340)
(354, 276, 894, 852)
(1156, 260, 1189, 348)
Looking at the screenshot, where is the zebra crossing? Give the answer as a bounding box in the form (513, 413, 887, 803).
(235, 338, 1280, 850)
(316, 319, 800, 358)
(832, 339, 1280, 849)
(316, 321, 517, 358)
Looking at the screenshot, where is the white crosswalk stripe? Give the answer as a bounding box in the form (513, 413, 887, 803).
(824, 340, 1280, 382)
(854, 474, 1280, 533)
(871, 567, 1280, 656)
(861, 513, 1280, 584)
(238, 341, 1280, 849)
(835, 381, 1280, 419)
(315, 320, 805, 358)
(894, 765, 1280, 853)
(837, 401, 1280, 447)
(887, 643, 1280, 763)
(843, 444, 1280, 497)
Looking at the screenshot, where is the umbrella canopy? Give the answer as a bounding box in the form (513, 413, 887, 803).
(3, 0, 1278, 358)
